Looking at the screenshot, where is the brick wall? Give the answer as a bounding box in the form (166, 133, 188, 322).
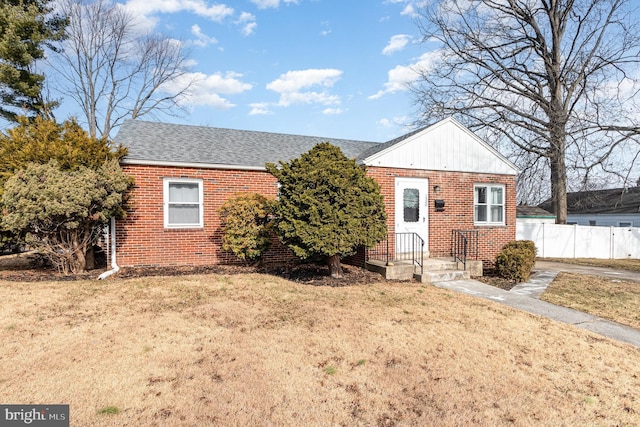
(117, 164, 516, 268)
(116, 165, 293, 267)
(366, 167, 517, 268)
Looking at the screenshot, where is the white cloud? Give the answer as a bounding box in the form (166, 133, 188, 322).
(165, 71, 253, 109)
(322, 108, 344, 115)
(254, 69, 343, 112)
(191, 24, 218, 47)
(382, 0, 426, 18)
(241, 22, 257, 36)
(382, 34, 411, 55)
(249, 102, 273, 115)
(378, 118, 392, 128)
(266, 69, 343, 107)
(369, 51, 441, 99)
(320, 21, 331, 36)
(236, 12, 257, 36)
(124, 0, 234, 23)
(378, 116, 410, 128)
(267, 69, 342, 93)
(278, 91, 340, 107)
(250, 0, 300, 9)
(400, 4, 414, 16)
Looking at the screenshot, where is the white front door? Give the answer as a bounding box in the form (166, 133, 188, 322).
(395, 177, 429, 256)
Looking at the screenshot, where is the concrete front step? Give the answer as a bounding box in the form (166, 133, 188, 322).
(366, 260, 416, 281)
(366, 258, 473, 283)
(414, 269, 470, 284)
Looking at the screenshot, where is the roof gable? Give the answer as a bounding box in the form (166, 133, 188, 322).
(360, 117, 519, 175)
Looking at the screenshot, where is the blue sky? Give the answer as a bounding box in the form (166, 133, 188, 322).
(58, 0, 435, 143)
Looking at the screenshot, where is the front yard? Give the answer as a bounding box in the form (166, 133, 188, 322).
(1, 271, 639, 425)
(542, 272, 640, 329)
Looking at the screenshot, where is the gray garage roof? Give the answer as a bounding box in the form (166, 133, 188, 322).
(114, 120, 381, 170)
(539, 187, 640, 215)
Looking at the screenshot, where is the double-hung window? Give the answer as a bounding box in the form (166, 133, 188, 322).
(474, 184, 505, 225)
(164, 178, 203, 228)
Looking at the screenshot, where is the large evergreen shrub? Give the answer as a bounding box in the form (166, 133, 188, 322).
(2, 159, 132, 274)
(266, 143, 387, 278)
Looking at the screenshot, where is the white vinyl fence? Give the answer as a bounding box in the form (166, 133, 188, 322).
(516, 223, 640, 259)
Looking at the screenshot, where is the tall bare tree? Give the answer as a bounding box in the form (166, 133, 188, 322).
(412, 0, 640, 222)
(50, 0, 194, 138)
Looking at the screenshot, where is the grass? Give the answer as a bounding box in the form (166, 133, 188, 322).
(1, 273, 640, 425)
(97, 406, 120, 415)
(541, 272, 640, 329)
(540, 257, 640, 272)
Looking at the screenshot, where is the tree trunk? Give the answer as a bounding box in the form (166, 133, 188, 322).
(549, 124, 568, 224)
(71, 229, 88, 274)
(550, 156, 568, 224)
(327, 254, 343, 279)
(85, 246, 95, 270)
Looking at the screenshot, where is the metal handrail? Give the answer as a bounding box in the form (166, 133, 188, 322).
(452, 230, 478, 270)
(366, 232, 424, 275)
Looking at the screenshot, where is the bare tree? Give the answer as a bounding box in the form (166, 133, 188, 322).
(412, 0, 640, 222)
(50, 0, 195, 138)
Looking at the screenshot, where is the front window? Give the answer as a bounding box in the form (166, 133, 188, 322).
(474, 184, 504, 225)
(164, 178, 203, 228)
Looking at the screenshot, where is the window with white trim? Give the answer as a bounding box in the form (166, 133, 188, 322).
(163, 178, 203, 228)
(474, 184, 505, 225)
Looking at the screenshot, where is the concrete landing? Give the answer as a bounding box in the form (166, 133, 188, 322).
(366, 257, 477, 282)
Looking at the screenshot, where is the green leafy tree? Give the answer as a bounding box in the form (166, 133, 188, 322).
(219, 193, 275, 264)
(1, 159, 132, 274)
(266, 143, 387, 279)
(0, 0, 66, 121)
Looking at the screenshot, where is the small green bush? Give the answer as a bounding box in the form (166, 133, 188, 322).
(495, 240, 537, 283)
(219, 193, 275, 263)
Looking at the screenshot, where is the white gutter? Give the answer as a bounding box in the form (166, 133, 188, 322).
(121, 159, 267, 171)
(98, 217, 119, 280)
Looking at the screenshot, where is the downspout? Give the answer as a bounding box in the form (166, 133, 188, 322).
(98, 217, 119, 280)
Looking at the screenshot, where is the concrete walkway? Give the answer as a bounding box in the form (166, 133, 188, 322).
(432, 262, 640, 348)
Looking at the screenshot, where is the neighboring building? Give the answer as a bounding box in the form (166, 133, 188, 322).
(516, 205, 556, 224)
(539, 187, 640, 227)
(111, 117, 519, 269)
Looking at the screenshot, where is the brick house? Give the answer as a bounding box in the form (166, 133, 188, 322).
(107, 117, 518, 274)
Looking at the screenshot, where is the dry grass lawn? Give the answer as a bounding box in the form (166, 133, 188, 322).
(540, 257, 640, 273)
(2, 273, 640, 426)
(542, 272, 640, 329)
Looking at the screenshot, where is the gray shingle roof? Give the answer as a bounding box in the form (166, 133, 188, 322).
(114, 120, 380, 169)
(539, 187, 640, 214)
(516, 205, 555, 218)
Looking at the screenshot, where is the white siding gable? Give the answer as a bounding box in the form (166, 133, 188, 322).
(363, 118, 518, 175)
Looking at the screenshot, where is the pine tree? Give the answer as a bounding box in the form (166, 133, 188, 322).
(266, 143, 387, 278)
(0, 0, 66, 121)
